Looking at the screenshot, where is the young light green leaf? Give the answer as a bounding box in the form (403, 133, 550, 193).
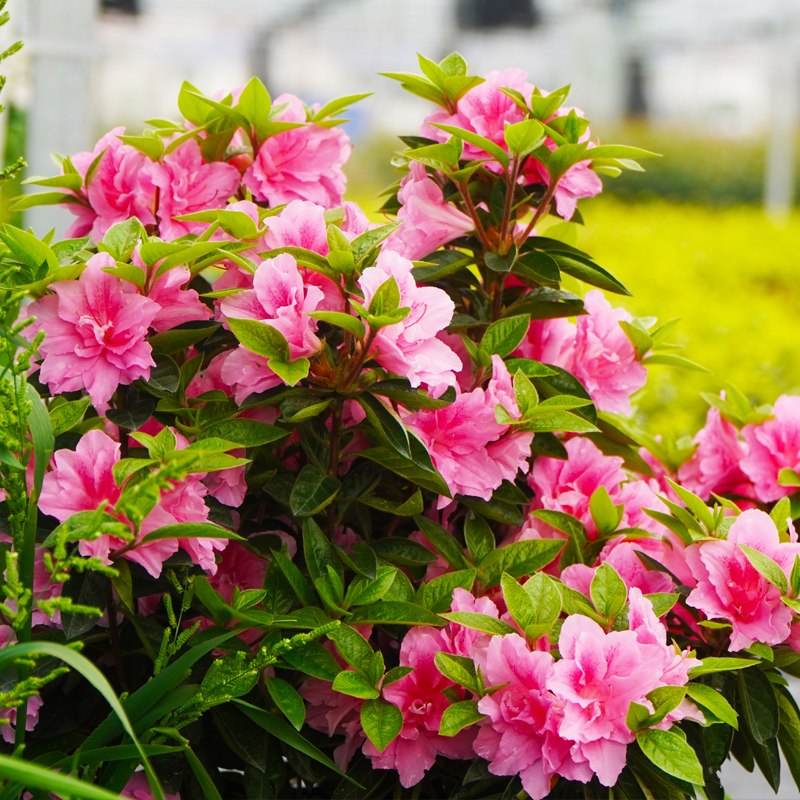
(439, 701, 485, 736)
(590, 563, 627, 619)
(636, 729, 704, 785)
(265, 677, 306, 730)
(739, 544, 789, 595)
(686, 683, 738, 729)
(227, 317, 290, 360)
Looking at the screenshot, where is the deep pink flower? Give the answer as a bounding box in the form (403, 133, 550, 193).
(364, 626, 476, 787)
(65, 127, 157, 241)
(121, 773, 179, 800)
(219, 253, 324, 402)
(385, 162, 473, 260)
(572, 290, 647, 416)
(243, 94, 350, 209)
(405, 357, 532, 506)
(358, 250, 461, 389)
(741, 395, 800, 503)
(202, 447, 247, 507)
(678, 406, 752, 500)
(208, 541, 268, 604)
(144, 138, 240, 240)
(475, 634, 588, 800)
(685, 509, 800, 650)
(22, 253, 159, 406)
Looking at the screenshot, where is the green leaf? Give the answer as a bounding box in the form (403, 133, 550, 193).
(776, 686, 800, 792)
(642, 353, 709, 373)
(494, 538, 564, 579)
(737, 667, 779, 745)
(201, 651, 259, 706)
(307, 310, 365, 340)
(484, 246, 518, 274)
(330, 624, 374, 673)
(371, 537, 437, 567)
(290, 465, 340, 517)
(551, 252, 631, 296)
(739, 544, 789, 595)
(347, 601, 444, 627)
(439, 700, 485, 737)
(589, 486, 624, 536)
(196, 418, 288, 448)
(522, 572, 562, 630)
(636, 729, 704, 785)
(414, 515, 472, 571)
(527, 409, 599, 434)
(464, 512, 494, 565)
(238, 76, 272, 132)
(482, 314, 529, 358)
(148, 322, 219, 355)
(280, 641, 341, 681)
(590, 563, 628, 619)
(688, 657, 758, 678)
(645, 592, 679, 617)
(49, 395, 91, 437)
(686, 684, 738, 729)
(26, 385, 54, 500)
(265, 677, 306, 730)
(357, 392, 411, 458)
(118, 134, 163, 160)
(359, 446, 450, 496)
(0, 754, 129, 800)
(501, 572, 535, 630)
(271, 547, 316, 607)
(228, 317, 290, 360)
(431, 122, 510, 168)
(234, 700, 355, 782)
(361, 698, 403, 752)
(100, 217, 143, 261)
(438, 611, 517, 635)
(303, 517, 342, 585)
(269, 357, 310, 387)
(422, 569, 476, 614)
(211, 705, 266, 771)
(504, 119, 545, 156)
(347, 566, 398, 607)
(139, 522, 245, 544)
(665, 478, 715, 531)
(332, 671, 380, 699)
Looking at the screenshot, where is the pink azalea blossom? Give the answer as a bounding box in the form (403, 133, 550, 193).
(23, 254, 159, 405)
(220, 253, 325, 402)
(121, 773, 179, 800)
(514, 317, 576, 367)
(358, 249, 460, 388)
(422, 69, 533, 168)
(678, 406, 752, 500)
(202, 447, 247, 507)
(741, 395, 800, 503)
(685, 509, 800, 650)
(208, 541, 268, 604)
(405, 357, 532, 506)
(65, 127, 157, 240)
(364, 626, 476, 788)
(262, 199, 329, 254)
(144, 138, 240, 240)
(475, 634, 589, 800)
(243, 93, 350, 209)
(527, 156, 603, 221)
(385, 162, 473, 260)
(572, 290, 647, 416)
(131, 249, 211, 333)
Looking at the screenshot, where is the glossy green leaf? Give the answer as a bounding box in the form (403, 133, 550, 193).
(361, 698, 403, 753)
(636, 729, 704, 785)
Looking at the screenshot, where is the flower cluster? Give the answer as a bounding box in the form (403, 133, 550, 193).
(3, 54, 799, 800)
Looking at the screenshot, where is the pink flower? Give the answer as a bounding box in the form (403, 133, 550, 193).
(121, 773, 179, 800)
(678, 406, 752, 500)
(144, 138, 240, 240)
(422, 69, 533, 168)
(262, 199, 329, 255)
(514, 317, 576, 368)
(520, 437, 665, 543)
(243, 94, 350, 209)
(202, 447, 247, 507)
(405, 357, 532, 506)
(22, 253, 158, 405)
(219, 253, 324, 402)
(65, 127, 157, 241)
(685, 509, 800, 651)
(358, 250, 460, 389)
(474, 634, 588, 800)
(572, 290, 647, 416)
(131, 249, 211, 333)
(208, 541, 268, 604)
(385, 162, 473, 260)
(527, 157, 603, 221)
(364, 626, 476, 788)
(741, 395, 800, 503)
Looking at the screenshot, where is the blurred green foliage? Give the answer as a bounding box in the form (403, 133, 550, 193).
(578, 196, 800, 437)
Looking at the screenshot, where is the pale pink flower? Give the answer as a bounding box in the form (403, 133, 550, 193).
(474, 634, 589, 800)
(65, 127, 157, 240)
(144, 138, 240, 240)
(202, 447, 247, 507)
(121, 773, 179, 800)
(243, 94, 350, 209)
(364, 626, 476, 787)
(405, 357, 532, 506)
(514, 317, 576, 368)
(385, 162, 473, 260)
(220, 253, 324, 402)
(131, 249, 211, 333)
(572, 290, 647, 416)
(22, 253, 158, 405)
(685, 509, 800, 650)
(678, 407, 752, 500)
(262, 199, 329, 254)
(358, 250, 460, 388)
(741, 395, 800, 503)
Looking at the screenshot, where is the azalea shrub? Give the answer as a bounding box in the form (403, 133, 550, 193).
(2, 52, 800, 800)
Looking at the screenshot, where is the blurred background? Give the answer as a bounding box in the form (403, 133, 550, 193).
(3, 2, 800, 796)
(3, 0, 800, 446)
